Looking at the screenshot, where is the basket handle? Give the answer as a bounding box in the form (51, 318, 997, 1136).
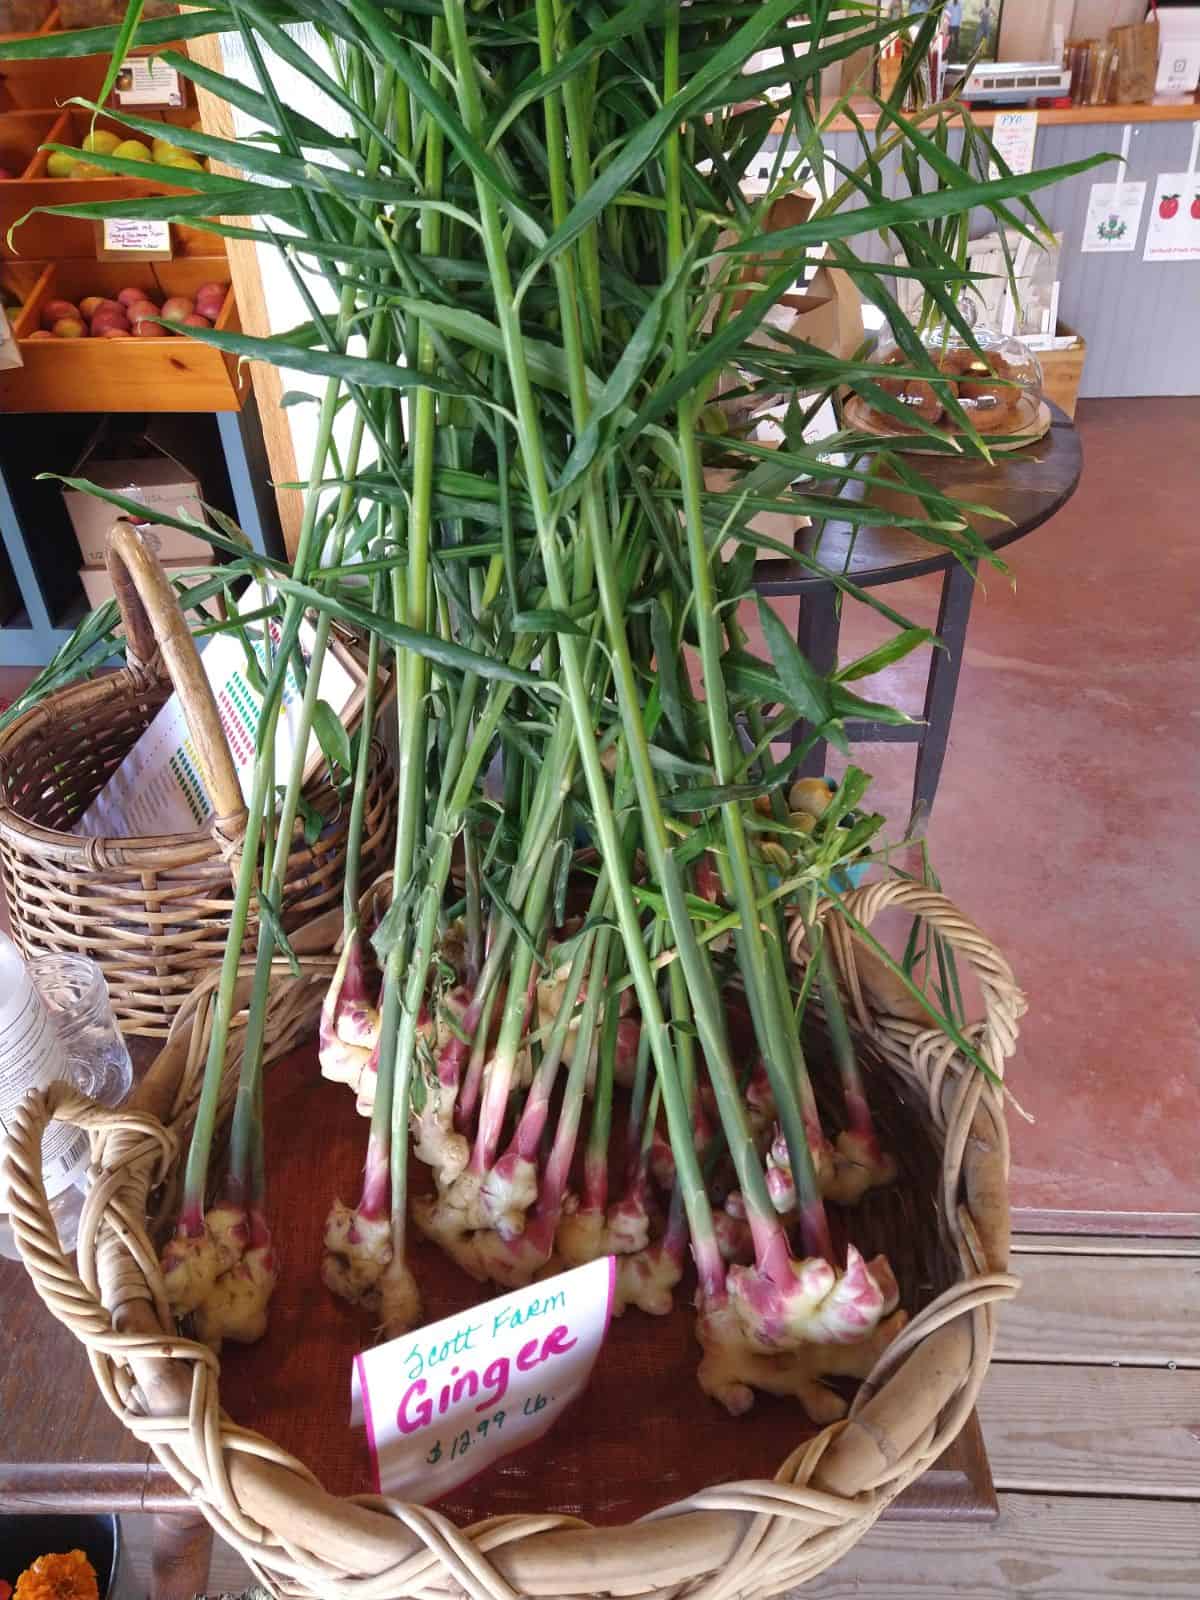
(105, 520, 247, 855)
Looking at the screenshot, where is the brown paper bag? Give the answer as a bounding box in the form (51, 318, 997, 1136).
(1111, 20, 1159, 104)
(800, 259, 865, 361)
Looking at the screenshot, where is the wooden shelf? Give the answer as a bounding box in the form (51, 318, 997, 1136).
(774, 91, 1200, 135)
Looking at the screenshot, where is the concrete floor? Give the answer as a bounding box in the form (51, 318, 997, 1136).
(812, 397, 1199, 1228)
(2, 396, 1196, 1226)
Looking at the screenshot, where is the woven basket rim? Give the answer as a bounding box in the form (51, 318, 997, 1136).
(5, 879, 1024, 1600)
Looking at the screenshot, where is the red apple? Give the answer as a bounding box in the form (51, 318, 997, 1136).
(26, 329, 53, 339)
(101, 326, 132, 338)
(79, 295, 105, 320)
(1159, 194, 1179, 221)
(134, 320, 163, 338)
(1192, 195, 1200, 221)
(194, 281, 227, 318)
(126, 300, 160, 326)
(179, 312, 211, 330)
(160, 295, 194, 323)
(51, 316, 87, 338)
(117, 285, 158, 308)
(87, 298, 125, 322)
(40, 298, 80, 329)
(91, 310, 131, 335)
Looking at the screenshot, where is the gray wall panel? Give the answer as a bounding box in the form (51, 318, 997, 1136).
(819, 120, 1200, 397)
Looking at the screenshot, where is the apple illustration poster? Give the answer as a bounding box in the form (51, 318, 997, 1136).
(1143, 127, 1200, 263)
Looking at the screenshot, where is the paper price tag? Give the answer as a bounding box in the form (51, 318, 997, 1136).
(352, 1256, 615, 1502)
(101, 218, 172, 256)
(989, 110, 1038, 180)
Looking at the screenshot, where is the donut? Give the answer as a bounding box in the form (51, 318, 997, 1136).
(899, 377, 944, 424)
(957, 351, 1017, 410)
(874, 347, 908, 398)
(935, 346, 976, 378)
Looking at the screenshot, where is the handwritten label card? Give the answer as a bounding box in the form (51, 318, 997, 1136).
(989, 110, 1038, 180)
(101, 218, 172, 257)
(352, 1256, 615, 1502)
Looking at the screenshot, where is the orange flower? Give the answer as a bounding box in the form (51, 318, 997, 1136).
(13, 1551, 98, 1600)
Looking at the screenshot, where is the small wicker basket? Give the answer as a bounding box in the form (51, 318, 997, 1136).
(5, 880, 1023, 1599)
(0, 522, 394, 1036)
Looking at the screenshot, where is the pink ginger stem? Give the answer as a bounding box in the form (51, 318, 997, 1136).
(455, 981, 501, 1132)
(470, 965, 539, 1174)
(512, 1076, 555, 1162)
(797, 1196, 834, 1264)
(662, 1186, 689, 1266)
(844, 1086, 882, 1154)
(581, 1146, 608, 1214)
(357, 1131, 391, 1222)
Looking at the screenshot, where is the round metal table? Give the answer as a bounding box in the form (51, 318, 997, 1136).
(753, 403, 1083, 825)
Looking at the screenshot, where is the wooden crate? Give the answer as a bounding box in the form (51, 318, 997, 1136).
(0, 256, 247, 411)
(0, 104, 55, 175)
(2, 105, 201, 259)
(1039, 324, 1087, 420)
(0, 8, 110, 110)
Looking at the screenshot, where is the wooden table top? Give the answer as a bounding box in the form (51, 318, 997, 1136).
(754, 407, 1082, 592)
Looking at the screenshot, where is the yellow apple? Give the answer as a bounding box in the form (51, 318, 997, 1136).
(82, 129, 121, 156)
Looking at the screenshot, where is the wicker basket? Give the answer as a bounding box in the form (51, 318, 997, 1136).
(4, 880, 1023, 1599)
(0, 521, 394, 1036)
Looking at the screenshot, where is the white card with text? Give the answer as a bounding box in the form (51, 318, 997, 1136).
(352, 1256, 615, 1502)
(989, 110, 1038, 180)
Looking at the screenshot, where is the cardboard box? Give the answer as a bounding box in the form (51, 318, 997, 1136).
(78, 560, 223, 624)
(714, 193, 865, 421)
(63, 455, 213, 568)
(1036, 324, 1086, 420)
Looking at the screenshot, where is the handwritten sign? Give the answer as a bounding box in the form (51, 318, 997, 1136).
(351, 1256, 615, 1501)
(101, 218, 172, 256)
(989, 110, 1038, 180)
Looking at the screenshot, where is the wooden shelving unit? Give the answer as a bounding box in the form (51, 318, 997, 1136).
(774, 91, 1200, 135)
(0, 11, 282, 663)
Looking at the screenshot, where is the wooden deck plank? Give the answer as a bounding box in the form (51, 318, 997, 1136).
(796, 1495, 1200, 1598)
(979, 1364, 1200, 1499)
(123, 1495, 1200, 1600)
(997, 1252, 1200, 1367)
(1013, 1235, 1200, 1258)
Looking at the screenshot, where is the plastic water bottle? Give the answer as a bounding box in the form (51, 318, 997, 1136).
(0, 932, 91, 1261)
